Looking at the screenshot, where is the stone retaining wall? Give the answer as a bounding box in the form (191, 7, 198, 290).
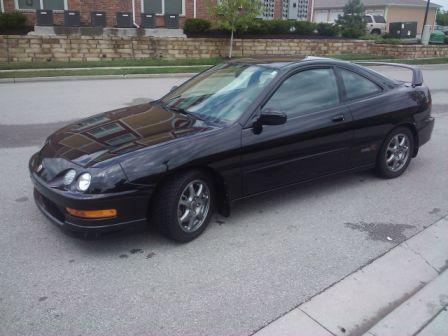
(1, 35, 447, 62)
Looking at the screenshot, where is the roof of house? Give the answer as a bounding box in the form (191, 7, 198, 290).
(314, 0, 440, 9)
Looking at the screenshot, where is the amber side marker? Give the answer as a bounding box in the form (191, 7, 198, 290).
(66, 208, 117, 219)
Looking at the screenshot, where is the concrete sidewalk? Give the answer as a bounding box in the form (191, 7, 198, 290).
(254, 217, 448, 336)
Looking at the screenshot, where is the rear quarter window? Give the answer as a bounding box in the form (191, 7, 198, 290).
(339, 68, 382, 100)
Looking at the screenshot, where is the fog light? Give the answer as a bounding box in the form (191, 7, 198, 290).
(66, 208, 117, 219)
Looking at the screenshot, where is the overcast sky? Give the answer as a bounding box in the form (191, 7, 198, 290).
(433, 0, 448, 9)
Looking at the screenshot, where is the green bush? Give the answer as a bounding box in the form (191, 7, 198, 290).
(316, 23, 339, 37)
(183, 18, 211, 34)
(445, 36, 448, 44)
(0, 11, 27, 29)
(342, 27, 364, 38)
(244, 19, 269, 34)
(293, 21, 316, 35)
(264, 19, 294, 34)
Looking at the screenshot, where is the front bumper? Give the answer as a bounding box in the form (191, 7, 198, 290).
(31, 173, 153, 233)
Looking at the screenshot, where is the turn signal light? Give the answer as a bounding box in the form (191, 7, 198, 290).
(66, 207, 117, 219)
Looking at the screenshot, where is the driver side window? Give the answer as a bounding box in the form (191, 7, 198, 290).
(264, 68, 340, 118)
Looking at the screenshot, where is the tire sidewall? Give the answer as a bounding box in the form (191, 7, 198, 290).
(377, 127, 414, 179)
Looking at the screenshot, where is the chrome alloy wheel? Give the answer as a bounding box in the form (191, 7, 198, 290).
(385, 133, 410, 172)
(177, 180, 210, 233)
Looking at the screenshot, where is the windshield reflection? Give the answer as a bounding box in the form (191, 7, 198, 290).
(161, 63, 278, 124)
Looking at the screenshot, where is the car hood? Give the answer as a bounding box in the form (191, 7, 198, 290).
(38, 102, 217, 168)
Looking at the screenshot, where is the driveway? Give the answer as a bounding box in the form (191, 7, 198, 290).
(0, 65, 447, 336)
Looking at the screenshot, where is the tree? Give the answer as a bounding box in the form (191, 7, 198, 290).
(437, 9, 448, 26)
(208, 0, 261, 58)
(336, 0, 366, 38)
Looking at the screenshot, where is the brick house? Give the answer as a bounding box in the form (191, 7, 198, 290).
(0, 0, 314, 27)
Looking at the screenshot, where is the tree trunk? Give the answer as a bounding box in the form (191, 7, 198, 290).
(229, 29, 234, 59)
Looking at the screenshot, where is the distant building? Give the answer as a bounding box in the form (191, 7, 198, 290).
(313, 0, 440, 33)
(0, 0, 314, 27)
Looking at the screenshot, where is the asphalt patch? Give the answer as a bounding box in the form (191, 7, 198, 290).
(345, 221, 415, 243)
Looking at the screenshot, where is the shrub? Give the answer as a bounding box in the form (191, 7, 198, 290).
(342, 27, 364, 38)
(183, 18, 211, 35)
(0, 11, 27, 29)
(264, 19, 294, 34)
(244, 19, 269, 34)
(316, 23, 339, 37)
(445, 36, 448, 44)
(293, 21, 316, 35)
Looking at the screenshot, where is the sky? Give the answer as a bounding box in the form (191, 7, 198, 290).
(433, 0, 448, 9)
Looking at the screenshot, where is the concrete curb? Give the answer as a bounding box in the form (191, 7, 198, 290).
(364, 270, 448, 336)
(0, 73, 196, 84)
(253, 216, 448, 336)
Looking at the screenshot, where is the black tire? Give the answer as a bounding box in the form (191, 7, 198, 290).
(152, 170, 215, 243)
(371, 29, 381, 35)
(376, 127, 414, 179)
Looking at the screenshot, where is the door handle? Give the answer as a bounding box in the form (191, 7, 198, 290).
(332, 114, 345, 123)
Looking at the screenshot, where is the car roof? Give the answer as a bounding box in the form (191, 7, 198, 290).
(226, 56, 400, 87)
(226, 56, 345, 69)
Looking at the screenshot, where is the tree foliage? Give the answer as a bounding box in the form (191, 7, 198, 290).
(437, 10, 448, 26)
(336, 0, 366, 38)
(207, 0, 261, 57)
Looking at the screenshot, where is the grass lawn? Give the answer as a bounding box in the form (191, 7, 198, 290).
(0, 57, 222, 70)
(1, 55, 448, 79)
(0, 66, 210, 78)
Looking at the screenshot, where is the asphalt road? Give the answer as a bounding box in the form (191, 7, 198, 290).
(1, 65, 447, 336)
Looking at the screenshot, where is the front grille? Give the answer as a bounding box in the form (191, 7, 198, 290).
(35, 189, 65, 223)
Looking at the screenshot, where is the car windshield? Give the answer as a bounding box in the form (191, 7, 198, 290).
(160, 63, 278, 124)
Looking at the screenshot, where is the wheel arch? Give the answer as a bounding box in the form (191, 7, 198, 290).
(382, 123, 419, 158)
(150, 165, 231, 219)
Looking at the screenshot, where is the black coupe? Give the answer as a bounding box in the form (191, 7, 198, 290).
(29, 57, 434, 242)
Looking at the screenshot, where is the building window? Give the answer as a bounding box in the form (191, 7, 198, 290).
(17, 0, 39, 10)
(143, 0, 184, 15)
(42, 0, 65, 10)
(16, 0, 67, 10)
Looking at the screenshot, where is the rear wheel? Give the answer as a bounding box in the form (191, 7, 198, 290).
(376, 127, 414, 179)
(152, 170, 214, 242)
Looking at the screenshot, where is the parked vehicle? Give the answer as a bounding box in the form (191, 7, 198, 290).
(29, 57, 434, 242)
(364, 14, 387, 35)
(434, 25, 448, 35)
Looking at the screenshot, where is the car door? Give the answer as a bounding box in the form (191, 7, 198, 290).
(335, 66, 399, 168)
(241, 66, 354, 196)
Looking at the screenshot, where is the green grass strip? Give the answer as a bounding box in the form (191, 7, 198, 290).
(0, 66, 210, 78)
(0, 57, 223, 70)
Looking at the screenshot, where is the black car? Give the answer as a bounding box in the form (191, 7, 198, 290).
(29, 57, 434, 242)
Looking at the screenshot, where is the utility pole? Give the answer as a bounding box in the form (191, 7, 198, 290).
(421, 0, 431, 45)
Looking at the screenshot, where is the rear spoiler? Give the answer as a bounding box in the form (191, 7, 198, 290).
(353, 62, 423, 87)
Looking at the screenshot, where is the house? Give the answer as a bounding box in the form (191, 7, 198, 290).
(313, 0, 440, 34)
(0, 0, 216, 27)
(0, 0, 315, 27)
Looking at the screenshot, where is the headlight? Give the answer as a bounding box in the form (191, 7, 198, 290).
(63, 169, 76, 185)
(77, 173, 91, 192)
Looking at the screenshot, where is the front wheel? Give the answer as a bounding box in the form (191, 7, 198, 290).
(152, 170, 215, 243)
(376, 127, 414, 179)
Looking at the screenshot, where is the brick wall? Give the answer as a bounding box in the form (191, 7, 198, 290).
(1, 35, 447, 62)
(2, 0, 215, 27)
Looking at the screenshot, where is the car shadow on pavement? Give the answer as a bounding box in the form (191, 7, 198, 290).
(61, 169, 380, 255)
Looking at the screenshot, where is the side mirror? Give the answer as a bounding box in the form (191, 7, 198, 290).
(259, 108, 287, 126)
(170, 85, 178, 92)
